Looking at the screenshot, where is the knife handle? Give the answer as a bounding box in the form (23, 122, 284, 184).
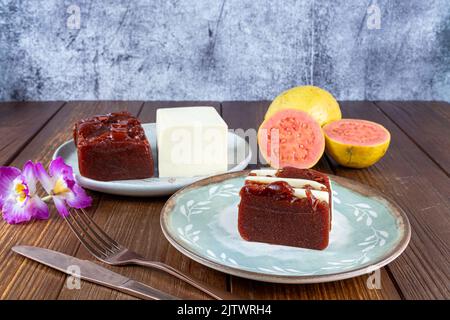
(119, 280, 180, 300)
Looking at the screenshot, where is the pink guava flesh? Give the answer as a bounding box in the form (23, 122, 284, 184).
(258, 109, 325, 169)
(323, 119, 390, 146)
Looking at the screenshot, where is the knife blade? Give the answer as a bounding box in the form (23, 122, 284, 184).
(12, 245, 179, 300)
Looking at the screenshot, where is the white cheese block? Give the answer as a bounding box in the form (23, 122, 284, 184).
(245, 175, 327, 190)
(156, 107, 228, 177)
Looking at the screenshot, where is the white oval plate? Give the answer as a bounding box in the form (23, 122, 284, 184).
(53, 123, 252, 196)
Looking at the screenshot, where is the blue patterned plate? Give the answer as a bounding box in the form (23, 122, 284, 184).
(161, 171, 411, 283)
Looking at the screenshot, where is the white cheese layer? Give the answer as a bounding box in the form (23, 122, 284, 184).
(293, 188, 329, 203)
(245, 175, 326, 190)
(245, 173, 330, 202)
(156, 107, 228, 177)
(250, 169, 278, 176)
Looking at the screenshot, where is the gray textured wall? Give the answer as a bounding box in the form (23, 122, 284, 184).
(0, 0, 449, 101)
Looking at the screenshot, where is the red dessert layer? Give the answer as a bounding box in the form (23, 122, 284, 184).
(275, 167, 332, 225)
(238, 167, 331, 250)
(74, 111, 154, 181)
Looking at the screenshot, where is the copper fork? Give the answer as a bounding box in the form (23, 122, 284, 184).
(65, 208, 237, 300)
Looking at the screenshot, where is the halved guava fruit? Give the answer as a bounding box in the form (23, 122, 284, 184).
(265, 85, 342, 127)
(323, 119, 391, 168)
(258, 109, 325, 169)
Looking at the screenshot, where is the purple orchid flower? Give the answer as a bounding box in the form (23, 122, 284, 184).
(35, 157, 92, 217)
(0, 161, 49, 224)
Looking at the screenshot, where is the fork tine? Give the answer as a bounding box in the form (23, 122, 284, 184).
(65, 213, 109, 260)
(65, 213, 106, 258)
(71, 209, 119, 254)
(78, 208, 121, 250)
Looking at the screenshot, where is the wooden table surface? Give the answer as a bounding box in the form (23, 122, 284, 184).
(0, 101, 449, 300)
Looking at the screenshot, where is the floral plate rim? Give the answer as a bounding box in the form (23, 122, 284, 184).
(160, 170, 411, 284)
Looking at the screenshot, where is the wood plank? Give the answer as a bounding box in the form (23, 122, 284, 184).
(0, 101, 143, 299)
(329, 101, 450, 299)
(0, 102, 64, 165)
(221, 101, 269, 169)
(221, 101, 401, 300)
(58, 101, 228, 300)
(376, 101, 450, 175)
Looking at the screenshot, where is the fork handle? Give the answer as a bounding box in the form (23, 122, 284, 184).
(131, 259, 239, 300)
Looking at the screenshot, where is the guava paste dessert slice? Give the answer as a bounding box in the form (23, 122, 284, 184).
(73, 111, 154, 181)
(238, 167, 332, 250)
(258, 109, 325, 169)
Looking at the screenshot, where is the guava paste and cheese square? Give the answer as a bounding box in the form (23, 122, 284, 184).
(238, 167, 332, 250)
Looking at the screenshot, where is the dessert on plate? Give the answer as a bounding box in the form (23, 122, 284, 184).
(73, 111, 154, 181)
(237, 167, 332, 250)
